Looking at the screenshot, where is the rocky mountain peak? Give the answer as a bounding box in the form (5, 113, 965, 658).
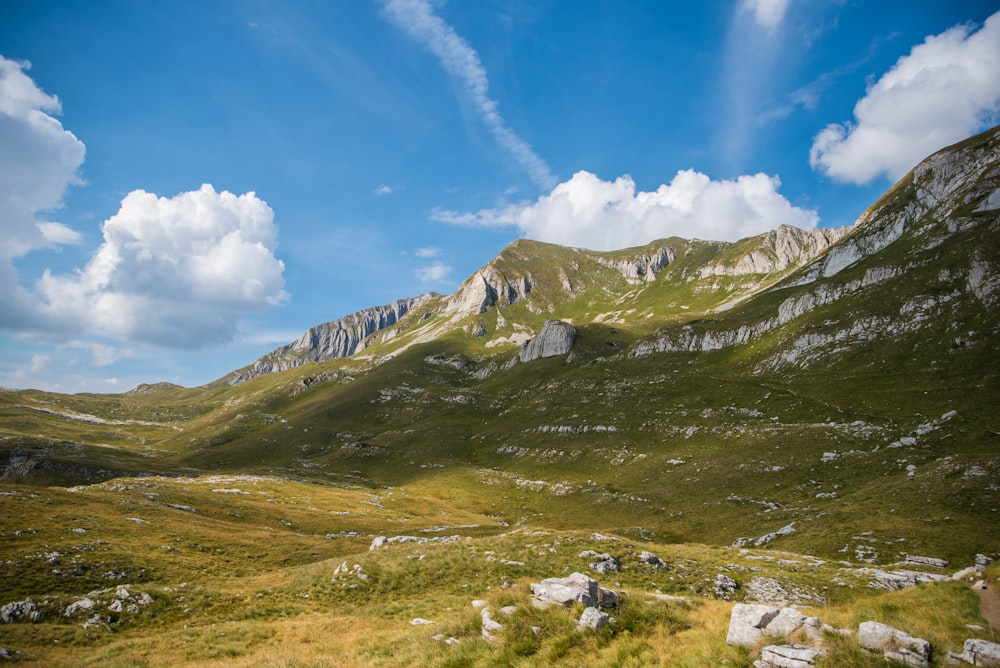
(700, 225, 849, 278)
(226, 294, 434, 385)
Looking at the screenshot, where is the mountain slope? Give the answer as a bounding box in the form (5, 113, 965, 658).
(1, 126, 999, 667)
(2, 126, 998, 563)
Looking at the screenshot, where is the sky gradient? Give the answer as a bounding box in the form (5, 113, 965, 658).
(2, 0, 999, 393)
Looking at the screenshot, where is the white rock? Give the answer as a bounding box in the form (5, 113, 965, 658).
(961, 638, 1000, 666)
(759, 644, 821, 668)
(578, 606, 610, 630)
(481, 609, 504, 641)
(858, 621, 930, 666)
(64, 598, 95, 617)
(727, 603, 779, 646)
(765, 608, 808, 637)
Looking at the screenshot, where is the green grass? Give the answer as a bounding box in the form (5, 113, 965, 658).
(1, 126, 998, 664)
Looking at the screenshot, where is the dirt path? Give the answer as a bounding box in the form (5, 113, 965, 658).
(974, 579, 1000, 633)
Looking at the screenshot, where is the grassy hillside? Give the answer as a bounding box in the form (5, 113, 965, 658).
(1, 127, 998, 665)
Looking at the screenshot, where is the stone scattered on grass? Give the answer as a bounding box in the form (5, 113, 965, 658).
(578, 606, 611, 630)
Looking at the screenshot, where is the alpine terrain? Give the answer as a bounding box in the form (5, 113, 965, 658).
(1, 127, 999, 666)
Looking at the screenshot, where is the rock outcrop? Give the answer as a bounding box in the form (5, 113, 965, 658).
(858, 621, 931, 667)
(597, 246, 674, 283)
(446, 266, 533, 317)
(948, 639, 1000, 667)
(700, 225, 848, 278)
(519, 320, 576, 362)
(756, 644, 821, 668)
(578, 606, 611, 630)
(531, 572, 618, 609)
(227, 295, 433, 384)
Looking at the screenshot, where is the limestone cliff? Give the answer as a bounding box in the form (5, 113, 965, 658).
(518, 320, 577, 362)
(226, 294, 434, 385)
(699, 225, 849, 278)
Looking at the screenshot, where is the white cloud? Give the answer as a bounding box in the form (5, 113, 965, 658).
(65, 340, 132, 367)
(810, 11, 1000, 184)
(433, 169, 818, 251)
(381, 0, 555, 190)
(29, 354, 50, 374)
(374, 184, 393, 195)
(414, 246, 441, 258)
(0, 56, 86, 326)
(740, 0, 791, 31)
(34, 184, 287, 349)
(415, 261, 452, 285)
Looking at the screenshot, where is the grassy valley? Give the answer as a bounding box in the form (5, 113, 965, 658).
(1, 128, 999, 665)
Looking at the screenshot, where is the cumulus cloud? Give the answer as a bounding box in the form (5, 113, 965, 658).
(433, 169, 818, 251)
(0, 56, 86, 324)
(30, 184, 287, 349)
(0, 58, 287, 351)
(381, 0, 555, 190)
(373, 184, 393, 195)
(739, 0, 791, 31)
(414, 246, 441, 258)
(416, 260, 452, 285)
(810, 11, 1000, 184)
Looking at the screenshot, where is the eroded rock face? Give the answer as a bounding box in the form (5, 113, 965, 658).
(519, 320, 576, 362)
(446, 266, 533, 316)
(700, 225, 848, 278)
(597, 246, 674, 284)
(229, 295, 433, 384)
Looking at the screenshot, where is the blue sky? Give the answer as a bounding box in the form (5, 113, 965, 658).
(2, 0, 999, 393)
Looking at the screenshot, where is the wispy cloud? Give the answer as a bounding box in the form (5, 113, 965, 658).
(717, 1, 794, 170)
(65, 340, 133, 367)
(811, 10, 1000, 184)
(414, 246, 441, 258)
(739, 0, 792, 32)
(380, 0, 556, 190)
(415, 260, 452, 285)
(373, 184, 393, 196)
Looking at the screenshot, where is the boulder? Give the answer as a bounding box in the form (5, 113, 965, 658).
(715, 574, 740, 599)
(727, 603, 780, 646)
(638, 551, 667, 569)
(578, 606, 611, 630)
(64, 598, 95, 617)
(481, 609, 504, 642)
(859, 621, 930, 667)
(518, 320, 576, 362)
(531, 573, 618, 609)
(580, 550, 620, 573)
(765, 608, 808, 637)
(951, 639, 1000, 667)
(0, 599, 39, 624)
(757, 644, 821, 668)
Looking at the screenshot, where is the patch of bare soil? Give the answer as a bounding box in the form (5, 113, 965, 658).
(974, 579, 1000, 633)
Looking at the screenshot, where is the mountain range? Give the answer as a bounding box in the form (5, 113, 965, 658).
(0, 126, 998, 666)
